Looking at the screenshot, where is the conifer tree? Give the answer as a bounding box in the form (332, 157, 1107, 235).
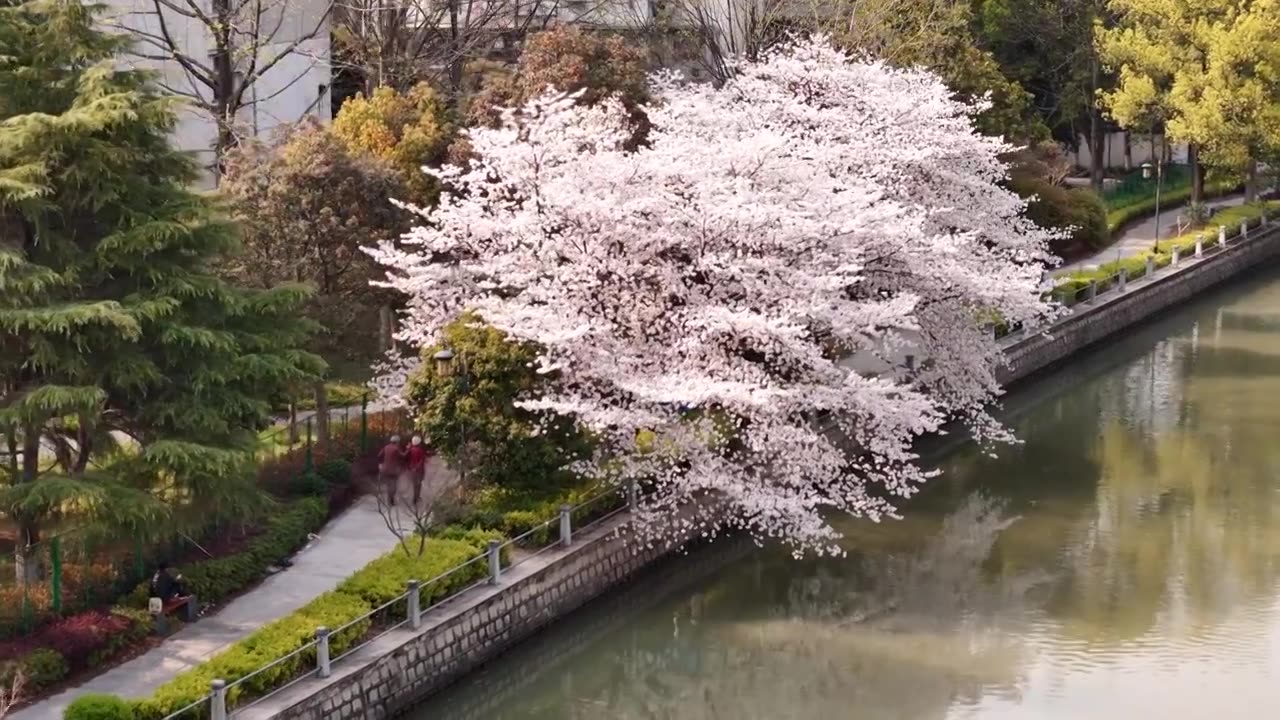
(0, 0, 322, 582)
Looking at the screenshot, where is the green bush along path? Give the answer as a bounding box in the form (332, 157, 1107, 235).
(11, 454, 457, 720)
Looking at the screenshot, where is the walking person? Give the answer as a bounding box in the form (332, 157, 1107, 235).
(407, 435, 428, 505)
(379, 435, 405, 506)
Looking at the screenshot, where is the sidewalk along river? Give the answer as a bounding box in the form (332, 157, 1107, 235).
(409, 261, 1280, 720)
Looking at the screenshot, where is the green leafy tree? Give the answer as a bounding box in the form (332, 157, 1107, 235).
(0, 0, 322, 582)
(221, 121, 410, 429)
(405, 316, 593, 497)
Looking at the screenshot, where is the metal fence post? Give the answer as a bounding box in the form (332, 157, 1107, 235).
(304, 417, 314, 472)
(210, 679, 227, 720)
(487, 540, 501, 584)
(316, 626, 331, 678)
(1219, 225, 1227, 247)
(1195, 234, 1204, 257)
(407, 580, 421, 630)
(627, 478, 639, 513)
(360, 393, 370, 452)
(1145, 256, 1154, 279)
(50, 536, 62, 614)
(560, 504, 573, 547)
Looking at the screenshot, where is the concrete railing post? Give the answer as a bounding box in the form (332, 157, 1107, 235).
(904, 354, 916, 371)
(1242, 220, 1250, 239)
(1085, 281, 1097, 303)
(1171, 247, 1180, 266)
(1195, 234, 1204, 257)
(627, 478, 639, 513)
(1145, 256, 1155, 279)
(1219, 225, 1227, 247)
(1118, 271, 1127, 293)
(487, 539, 501, 584)
(210, 679, 227, 720)
(560, 504, 573, 547)
(407, 580, 421, 630)
(316, 626, 331, 678)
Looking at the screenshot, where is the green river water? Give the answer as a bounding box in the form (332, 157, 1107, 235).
(412, 266, 1280, 720)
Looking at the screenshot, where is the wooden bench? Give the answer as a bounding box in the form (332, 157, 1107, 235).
(150, 594, 199, 633)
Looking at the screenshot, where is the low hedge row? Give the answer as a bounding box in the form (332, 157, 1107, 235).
(124, 498, 328, 608)
(102, 536, 492, 720)
(1105, 180, 1241, 234)
(1055, 201, 1280, 304)
(443, 483, 624, 548)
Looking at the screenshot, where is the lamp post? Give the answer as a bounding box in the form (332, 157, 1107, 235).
(1142, 159, 1164, 253)
(433, 348, 470, 490)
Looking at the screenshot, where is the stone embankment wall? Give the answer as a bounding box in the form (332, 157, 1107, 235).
(999, 224, 1280, 385)
(247, 226, 1280, 720)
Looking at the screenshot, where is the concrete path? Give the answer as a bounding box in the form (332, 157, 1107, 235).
(1057, 192, 1248, 275)
(13, 455, 455, 719)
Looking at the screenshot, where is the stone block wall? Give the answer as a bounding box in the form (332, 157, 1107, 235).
(999, 225, 1280, 386)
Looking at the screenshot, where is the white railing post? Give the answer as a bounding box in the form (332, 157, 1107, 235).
(1118, 271, 1127, 293)
(1219, 225, 1227, 247)
(407, 580, 421, 630)
(1085, 281, 1097, 303)
(487, 539, 501, 584)
(1195, 234, 1204, 257)
(627, 478, 639, 513)
(1145, 256, 1155, 279)
(560, 504, 572, 547)
(210, 679, 227, 720)
(316, 626, 331, 678)
(1172, 247, 1180, 266)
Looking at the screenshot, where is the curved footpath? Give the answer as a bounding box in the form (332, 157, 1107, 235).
(1057, 191, 1248, 275)
(11, 454, 455, 720)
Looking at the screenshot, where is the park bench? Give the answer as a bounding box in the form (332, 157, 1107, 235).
(149, 594, 199, 634)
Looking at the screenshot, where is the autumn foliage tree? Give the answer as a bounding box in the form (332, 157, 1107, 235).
(369, 39, 1058, 554)
(332, 82, 453, 204)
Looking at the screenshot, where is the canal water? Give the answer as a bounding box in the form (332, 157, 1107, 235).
(413, 266, 1280, 720)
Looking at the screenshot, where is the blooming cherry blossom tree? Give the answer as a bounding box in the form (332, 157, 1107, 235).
(368, 37, 1059, 555)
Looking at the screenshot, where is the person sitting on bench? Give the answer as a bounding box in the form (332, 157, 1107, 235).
(150, 562, 187, 601)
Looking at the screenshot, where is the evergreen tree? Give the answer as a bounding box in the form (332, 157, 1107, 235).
(0, 0, 322, 582)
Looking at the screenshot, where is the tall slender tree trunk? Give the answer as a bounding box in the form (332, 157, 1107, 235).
(314, 381, 330, 447)
(379, 304, 395, 353)
(1089, 56, 1105, 191)
(288, 400, 299, 444)
(1123, 132, 1133, 170)
(210, 0, 236, 181)
(15, 428, 41, 584)
(1188, 143, 1204, 204)
(1246, 158, 1259, 203)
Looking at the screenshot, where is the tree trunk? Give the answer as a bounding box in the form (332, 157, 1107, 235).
(210, 0, 237, 181)
(1089, 55, 1104, 190)
(15, 428, 41, 584)
(1189, 143, 1204, 204)
(288, 400, 299, 444)
(1123, 132, 1133, 170)
(447, 0, 464, 101)
(1246, 158, 1259, 203)
(314, 381, 330, 447)
(379, 304, 395, 353)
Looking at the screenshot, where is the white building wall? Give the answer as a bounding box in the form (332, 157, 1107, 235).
(100, 0, 331, 188)
(1074, 131, 1190, 172)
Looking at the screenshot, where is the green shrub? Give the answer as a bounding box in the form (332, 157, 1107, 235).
(290, 471, 328, 497)
(127, 498, 327, 607)
(65, 693, 136, 720)
(129, 535, 490, 720)
(20, 647, 69, 689)
(316, 459, 353, 486)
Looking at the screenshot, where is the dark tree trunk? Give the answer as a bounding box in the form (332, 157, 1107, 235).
(1089, 56, 1105, 190)
(288, 400, 299, 444)
(211, 0, 237, 181)
(314, 381, 330, 447)
(1246, 157, 1259, 203)
(1189, 143, 1204, 204)
(379, 304, 395, 353)
(15, 428, 41, 584)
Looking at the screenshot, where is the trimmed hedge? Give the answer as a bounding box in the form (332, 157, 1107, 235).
(125, 498, 327, 608)
(1105, 179, 1241, 234)
(65, 694, 136, 720)
(123, 536, 491, 720)
(1056, 201, 1280, 304)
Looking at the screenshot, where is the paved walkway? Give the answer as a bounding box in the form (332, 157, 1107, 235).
(13, 455, 454, 719)
(1057, 192, 1248, 275)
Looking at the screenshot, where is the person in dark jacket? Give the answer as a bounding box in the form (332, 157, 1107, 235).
(379, 435, 406, 505)
(407, 435, 429, 505)
(150, 562, 187, 601)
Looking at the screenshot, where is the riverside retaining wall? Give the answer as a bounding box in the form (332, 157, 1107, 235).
(999, 223, 1280, 386)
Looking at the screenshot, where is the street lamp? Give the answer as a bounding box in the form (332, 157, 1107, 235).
(433, 347, 469, 489)
(1142, 159, 1164, 253)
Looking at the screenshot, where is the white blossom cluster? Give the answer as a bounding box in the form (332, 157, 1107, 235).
(367, 37, 1060, 555)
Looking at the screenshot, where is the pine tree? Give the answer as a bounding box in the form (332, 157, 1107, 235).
(0, 0, 323, 582)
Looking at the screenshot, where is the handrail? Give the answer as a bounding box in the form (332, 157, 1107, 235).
(177, 480, 635, 718)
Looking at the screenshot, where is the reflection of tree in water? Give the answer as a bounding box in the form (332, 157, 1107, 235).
(534, 495, 1051, 720)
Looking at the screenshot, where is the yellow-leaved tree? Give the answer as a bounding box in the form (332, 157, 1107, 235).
(1099, 0, 1280, 202)
(332, 82, 453, 205)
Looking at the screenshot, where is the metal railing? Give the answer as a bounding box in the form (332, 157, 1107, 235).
(159, 478, 640, 720)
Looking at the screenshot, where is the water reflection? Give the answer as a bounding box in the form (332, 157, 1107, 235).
(415, 268, 1280, 720)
